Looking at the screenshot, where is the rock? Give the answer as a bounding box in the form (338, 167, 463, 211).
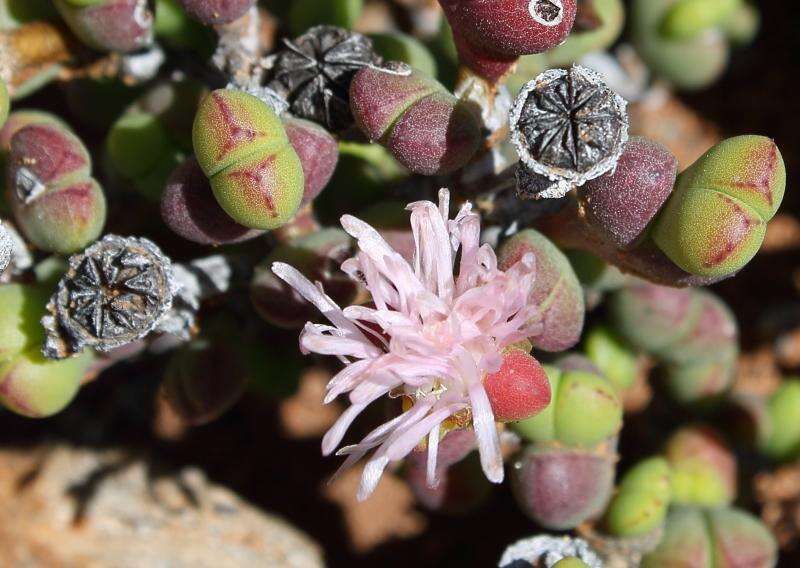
(0, 445, 324, 567)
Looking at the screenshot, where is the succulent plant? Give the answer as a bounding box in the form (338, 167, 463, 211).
(0, 79, 8, 129)
(497, 229, 585, 352)
(0, 283, 49, 362)
(192, 89, 304, 230)
(584, 325, 640, 391)
(513, 363, 622, 447)
(578, 137, 678, 250)
(288, 0, 363, 35)
(609, 282, 738, 402)
(160, 338, 248, 425)
(282, 117, 339, 206)
(53, 0, 154, 53)
(350, 66, 481, 175)
(369, 31, 438, 78)
(251, 228, 356, 329)
(604, 456, 672, 538)
(652, 136, 785, 278)
(511, 439, 616, 529)
(439, 0, 578, 82)
(160, 157, 262, 246)
(642, 506, 777, 568)
(5, 122, 107, 254)
(665, 426, 737, 507)
(631, 0, 759, 90)
(760, 380, 800, 461)
(176, 0, 254, 25)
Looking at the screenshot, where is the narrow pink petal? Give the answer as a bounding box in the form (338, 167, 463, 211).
(322, 402, 368, 456)
(469, 381, 504, 484)
(426, 423, 441, 488)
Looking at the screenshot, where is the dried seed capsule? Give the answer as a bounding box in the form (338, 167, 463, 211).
(192, 89, 304, 230)
(485, 349, 551, 422)
(0, 283, 49, 361)
(160, 157, 263, 246)
(578, 137, 678, 250)
(265, 26, 383, 133)
(665, 426, 736, 507)
(283, 117, 339, 206)
(439, 0, 577, 82)
(497, 229, 584, 352)
(760, 380, 800, 461)
(42, 235, 177, 360)
(350, 66, 481, 175)
(176, 0, 254, 25)
(250, 228, 357, 329)
(499, 535, 603, 568)
(405, 429, 492, 514)
(0, 348, 93, 417)
(510, 66, 629, 199)
(604, 457, 672, 538)
(513, 364, 622, 447)
(160, 339, 248, 425)
(53, 0, 154, 53)
(6, 123, 107, 254)
(652, 136, 785, 278)
(511, 440, 616, 530)
(0, 222, 11, 274)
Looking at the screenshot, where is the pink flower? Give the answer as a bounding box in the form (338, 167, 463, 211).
(272, 189, 542, 500)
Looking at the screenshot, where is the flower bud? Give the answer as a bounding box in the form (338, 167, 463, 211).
(283, 117, 338, 206)
(485, 349, 551, 422)
(439, 0, 577, 81)
(350, 67, 481, 176)
(54, 0, 154, 53)
(0, 348, 93, 417)
(513, 364, 622, 447)
(177, 0, 254, 25)
(160, 157, 262, 245)
(160, 340, 247, 425)
(604, 457, 672, 538)
(405, 429, 491, 514)
(0, 283, 49, 361)
(192, 89, 304, 230)
(497, 229, 584, 352)
(584, 325, 640, 392)
(578, 137, 678, 250)
(760, 380, 800, 461)
(511, 440, 616, 529)
(665, 426, 736, 507)
(6, 123, 106, 254)
(652, 136, 785, 278)
(251, 228, 357, 329)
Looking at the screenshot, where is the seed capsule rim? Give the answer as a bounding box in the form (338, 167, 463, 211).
(509, 65, 629, 199)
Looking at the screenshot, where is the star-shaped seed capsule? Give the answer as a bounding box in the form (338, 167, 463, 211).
(42, 235, 177, 359)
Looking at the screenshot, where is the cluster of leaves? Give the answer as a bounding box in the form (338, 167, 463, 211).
(0, 0, 788, 565)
